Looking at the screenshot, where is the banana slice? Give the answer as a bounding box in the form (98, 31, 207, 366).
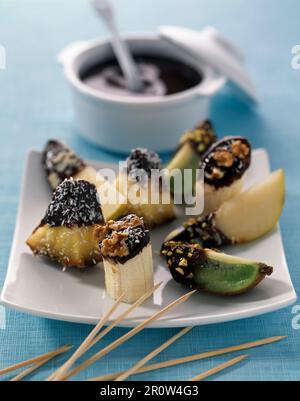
(96, 214, 154, 304)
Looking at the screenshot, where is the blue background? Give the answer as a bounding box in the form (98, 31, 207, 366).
(0, 0, 299, 381)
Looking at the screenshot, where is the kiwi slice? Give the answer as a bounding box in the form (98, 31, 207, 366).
(161, 242, 273, 296)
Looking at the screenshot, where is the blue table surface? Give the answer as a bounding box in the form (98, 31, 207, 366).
(0, 0, 299, 381)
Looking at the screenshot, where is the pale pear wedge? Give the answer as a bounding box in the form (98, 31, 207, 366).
(164, 169, 285, 247)
(215, 169, 285, 243)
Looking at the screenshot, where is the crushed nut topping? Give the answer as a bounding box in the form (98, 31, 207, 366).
(99, 214, 150, 263)
(231, 140, 250, 159)
(200, 136, 251, 189)
(213, 150, 234, 167)
(160, 241, 206, 286)
(211, 167, 225, 179)
(106, 215, 142, 232)
(101, 231, 130, 258)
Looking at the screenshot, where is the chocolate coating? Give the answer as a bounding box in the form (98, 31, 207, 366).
(201, 136, 251, 189)
(42, 179, 103, 227)
(161, 241, 206, 287)
(100, 214, 150, 264)
(43, 140, 86, 189)
(126, 148, 161, 182)
(164, 213, 231, 248)
(179, 120, 217, 155)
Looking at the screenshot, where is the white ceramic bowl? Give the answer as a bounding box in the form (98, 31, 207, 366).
(59, 34, 226, 153)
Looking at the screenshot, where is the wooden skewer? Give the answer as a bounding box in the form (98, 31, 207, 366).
(87, 335, 286, 381)
(10, 345, 71, 382)
(50, 282, 161, 381)
(50, 292, 125, 381)
(0, 344, 72, 377)
(11, 360, 49, 382)
(88, 282, 162, 351)
(62, 290, 196, 381)
(189, 354, 248, 381)
(115, 326, 193, 381)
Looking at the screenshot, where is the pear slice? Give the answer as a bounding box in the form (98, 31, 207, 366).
(161, 242, 273, 296)
(164, 169, 285, 247)
(215, 169, 285, 243)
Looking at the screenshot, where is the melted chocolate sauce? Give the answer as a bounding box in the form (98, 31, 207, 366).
(80, 56, 202, 97)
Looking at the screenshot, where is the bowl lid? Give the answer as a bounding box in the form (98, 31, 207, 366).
(159, 26, 259, 104)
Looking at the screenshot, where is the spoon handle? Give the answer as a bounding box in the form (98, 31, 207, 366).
(92, 0, 143, 92)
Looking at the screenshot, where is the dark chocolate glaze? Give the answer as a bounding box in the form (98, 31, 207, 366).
(126, 148, 161, 182)
(164, 213, 231, 248)
(161, 241, 207, 288)
(42, 179, 104, 227)
(80, 56, 202, 97)
(200, 136, 251, 189)
(179, 120, 217, 156)
(101, 215, 150, 264)
(43, 140, 86, 189)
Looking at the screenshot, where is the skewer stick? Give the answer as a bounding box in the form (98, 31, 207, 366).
(0, 344, 71, 377)
(87, 335, 286, 381)
(62, 290, 196, 381)
(50, 292, 125, 381)
(50, 282, 161, 381)
(115, 327, 193, 381)
(10, 346, 70, 382)
(88, 282, 162, 350)
(189, 354, 248, 381)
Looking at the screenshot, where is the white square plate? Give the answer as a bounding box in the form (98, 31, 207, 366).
(1, 149, 297, 327)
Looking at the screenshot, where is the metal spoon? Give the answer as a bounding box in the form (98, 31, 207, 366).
(91, 0, 144, 92)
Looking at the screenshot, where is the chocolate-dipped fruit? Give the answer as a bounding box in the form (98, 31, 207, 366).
(43, 140, 127, 221)
(115, 148, 176, 228)
(161, 241, 273, 296)
(198, 136, 251, 216)
(165, 169, 285, 247)
(167, 120, 217, 194)
(96, 214, 154, 304)
(26, 179, 105, 268)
